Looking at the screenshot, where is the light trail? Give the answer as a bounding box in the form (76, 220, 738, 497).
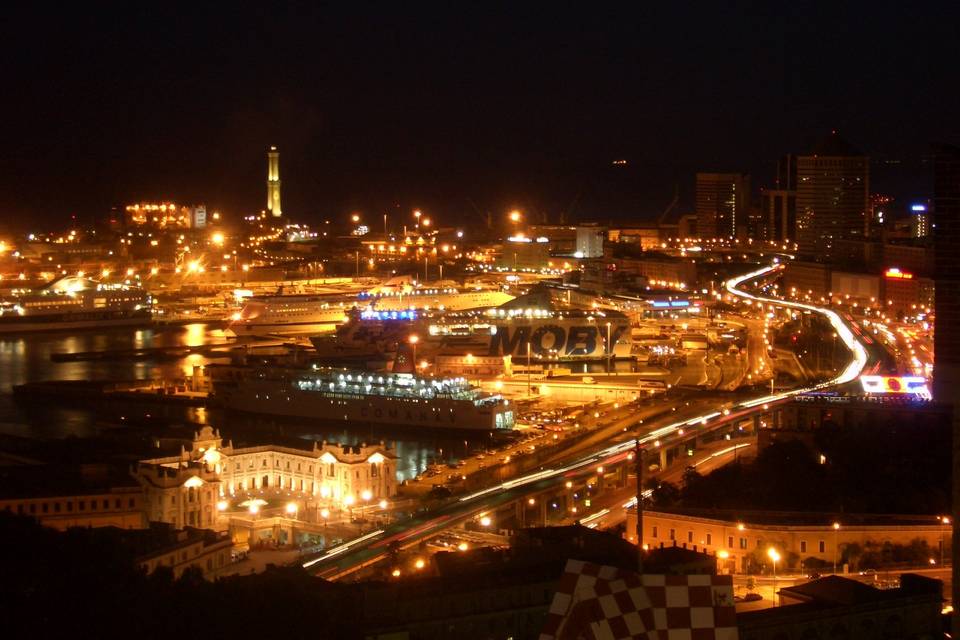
(302, 529, 385, 568)
(302, 261, 870, 574)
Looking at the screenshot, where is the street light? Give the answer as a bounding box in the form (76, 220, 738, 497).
(940, 516, 951, 568)
(833, 522, 840, 574)
(509, 210, 521, 223)
(767, 547, 781, 606)
(285, 502, 298, 516)
(409, 334, 419, 369)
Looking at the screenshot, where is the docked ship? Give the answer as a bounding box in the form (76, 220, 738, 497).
(227, 284, 515, 337)
(358, 286, 516, 312)
(0, 277, 151, 333)
(227, 294, 355, 336)
(212, 366, 515, 432)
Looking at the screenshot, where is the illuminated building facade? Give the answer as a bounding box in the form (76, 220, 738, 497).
(124, 203, 208, 229)
(134, 427, 398, 530)
(796, 132, 869, 260)
(267, 145, 282, 217)
(695, 172, 750, 239)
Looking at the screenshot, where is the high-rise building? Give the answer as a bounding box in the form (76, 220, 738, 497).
(267, 146, 282, 217)
(910, 203, 931, 238)
(796, 132, 869, 260)
(933, 143, 960, 633)
(759, 189, 797, 242)
(695, 173, 750, 239)
(575, 225, 606, 258)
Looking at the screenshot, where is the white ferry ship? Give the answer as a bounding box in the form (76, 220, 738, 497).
(227, 294, 354, 336)
(227, 286, 515, 337)
(0, 277, 150, 333)
(212, 367, 515, 432)
(359, 287, 516, 312)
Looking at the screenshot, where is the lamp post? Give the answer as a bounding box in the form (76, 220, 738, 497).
(941, 516, 951, 568)
(605, 322, 612, 374)
(409, 335, 419, 371)
(767, 547, 780, 606)
(833, 521, 840, 574)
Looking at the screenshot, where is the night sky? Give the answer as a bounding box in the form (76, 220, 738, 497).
(1, 3, 957, 230)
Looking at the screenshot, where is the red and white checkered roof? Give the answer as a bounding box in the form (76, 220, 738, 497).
(540, 559, 739, 640)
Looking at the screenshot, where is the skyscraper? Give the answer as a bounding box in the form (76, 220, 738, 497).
(796, 132, 869, 260)
(267, 146, 282, 217)
(695, 173, 750, 239)
(933, 143, 960, 632)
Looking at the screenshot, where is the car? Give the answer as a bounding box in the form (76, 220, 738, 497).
(741, 593, 762, 602)
(806, 572, 822, 580)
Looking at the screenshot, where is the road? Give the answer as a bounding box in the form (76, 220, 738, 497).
(300, 261, 871, 579)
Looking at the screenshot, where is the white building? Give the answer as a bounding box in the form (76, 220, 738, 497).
(134, 427, 398, 530)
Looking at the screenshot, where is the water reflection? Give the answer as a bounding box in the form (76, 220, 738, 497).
(0, 324, 495, 477)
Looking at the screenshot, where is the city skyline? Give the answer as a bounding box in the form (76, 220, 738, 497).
(0, 3, 956, 227)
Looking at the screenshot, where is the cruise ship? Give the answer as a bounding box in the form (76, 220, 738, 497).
(0, 277, 151, 333)
(358, 287, 516, 312)
(227, 285, 516, 337)
(227, 294, 355, 336)
(212, 367, 515, 431)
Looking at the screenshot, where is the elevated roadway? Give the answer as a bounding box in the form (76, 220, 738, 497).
(301, 261, 871, 579)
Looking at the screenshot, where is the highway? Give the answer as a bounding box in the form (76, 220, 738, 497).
(301, 261, 871, 579)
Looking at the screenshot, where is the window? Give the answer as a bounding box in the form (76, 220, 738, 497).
(687, 531, 693, 543)
(327, 464, 335, 477)
(819, 540, 825, 553)
(42, 503, 48, 513)
(739, 538, 747, 549)
(706, 533, 712, 545)
(67, 502, 73, 512)
(129, 498, 135, 508)
(29, 504, 36, 514)
(652, 526, 658, 538)
(103, 499, 109, 509)
(54, 503, 61, 513)
(800, 540, 807, 553)
(371, 463, 378, 477)
(728, 536, 734, 548)
(669, 529, 675, 541)
(115, 499, 120, 508)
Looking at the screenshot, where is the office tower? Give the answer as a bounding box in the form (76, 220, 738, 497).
(695, 173, 750, 239)
(796, 132, 869, 260)
(910, 204, 930, 238)
(760, 189, 797, 242)
(933, 143, 960, 634)
(267, 146, 282, 217)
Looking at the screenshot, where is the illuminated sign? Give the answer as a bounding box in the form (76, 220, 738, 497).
(911, 204, 927, 212)
(652, 300, 690, 308)
(860, 375, 930, 398)
(884, 268, 913, 280)
(360, 310, 418, 321)
(488, 324, 629, 358)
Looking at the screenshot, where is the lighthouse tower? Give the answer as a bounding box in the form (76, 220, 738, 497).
(267, 146, 282, 217)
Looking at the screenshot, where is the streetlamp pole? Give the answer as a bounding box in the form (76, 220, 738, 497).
(833, 521, 840, 574)
(526, 338, 532, 397)
(606, 322, 612, 374)
(634, 437, 644, 574)
(767, 547, 780, 607)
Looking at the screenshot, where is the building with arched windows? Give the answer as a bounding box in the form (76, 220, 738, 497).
(134, 427, 398, 531)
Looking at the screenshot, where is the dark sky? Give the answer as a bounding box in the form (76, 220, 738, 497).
(1, 2, 957, 230)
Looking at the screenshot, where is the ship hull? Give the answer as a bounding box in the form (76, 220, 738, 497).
(215, 381, 510, 432)
(0, 310, 152, 334)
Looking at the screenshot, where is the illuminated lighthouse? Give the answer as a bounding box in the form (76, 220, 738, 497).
(267, 146, 282, 217)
